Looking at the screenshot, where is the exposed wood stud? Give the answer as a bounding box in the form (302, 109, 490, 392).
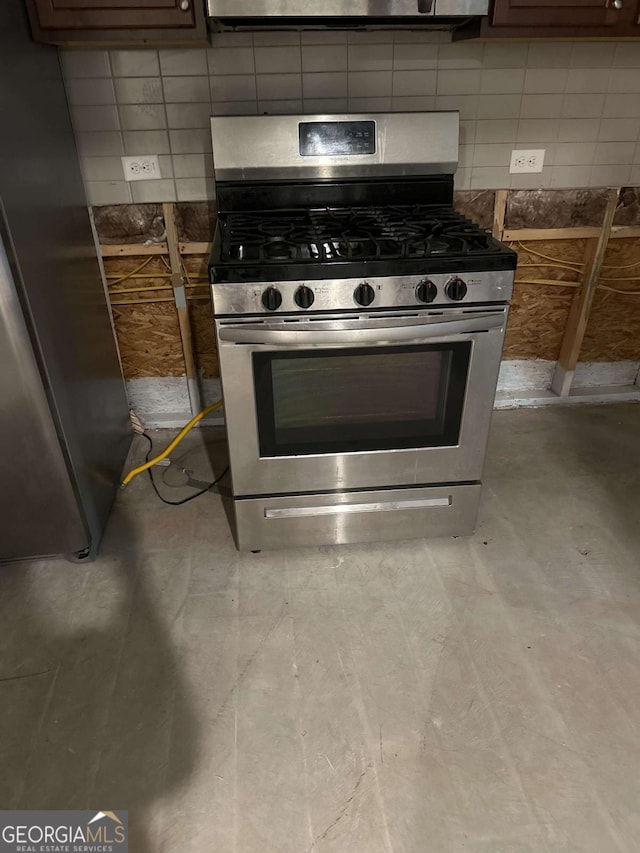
(101, 243, 168, 257)
(503, 227, 602, 242)
(163, 202, 202, 416)
(492, 190, 508, 241)
(551, 188, 620, 396)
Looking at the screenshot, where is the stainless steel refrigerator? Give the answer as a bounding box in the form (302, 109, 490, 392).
(0, 0, 131, 562)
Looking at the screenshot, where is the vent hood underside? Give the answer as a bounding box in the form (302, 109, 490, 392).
(207, 1, 489, 31)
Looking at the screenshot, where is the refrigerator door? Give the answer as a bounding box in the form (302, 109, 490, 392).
(0, 230, 88, 560)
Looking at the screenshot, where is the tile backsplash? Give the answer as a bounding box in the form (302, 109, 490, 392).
(61, 32, 640, 206)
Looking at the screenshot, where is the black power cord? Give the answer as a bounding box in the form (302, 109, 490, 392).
(142, 433, 229, 506)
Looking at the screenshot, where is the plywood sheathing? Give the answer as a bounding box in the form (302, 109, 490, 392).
(504, 239, 585, 360)
(453, 190, 495, 231)
(612, 187, 640, 226)
(94, 204, 165, 245)
(505, 189, 610, 230)
(582, 236, 640, 361)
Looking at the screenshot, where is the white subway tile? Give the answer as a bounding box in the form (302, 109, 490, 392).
(571, 42, 616, 68)
(521, 94, 562, 119)
(166, 102, 211, 129)
(523, 68, 567, 94)
(119, 104, 167, 131)
(562, 94, 606, 118)
(301, 45, 347, 73)
(207, 47, 255, 76)
(348, 44, 393, 72)
(391, 96, 436, 112)
(554, 142, 596, 166)
(169, 129, 212, 153)
(480, 68, 525, 95)
(163, 76, 211, 103)
(76, 131, 124, 157)
(66, 78, 115, 106)
(437, 69, 481, 96)
(60, 50, 111, 79)
(510, 167, 552, 189)
(255, 46, 302, 75)
(114, 77, 163, 104)
(123, 130, 170, 154)
(598, 118, 640, 142)
(110, 50, 159, 77)
(70, 105, 120, 132)
(483, 43, 529, 69)
(565, 68, 610, 94)
(175, 178, 215, 201)
(550, 165, 593, 188)
(258, 100, 304, 114)
(558, 118, 601, 142)
(436, 95, 479, 121)
(211, 75, 257, 102)
(302, 73, 348, 100)
(85, 181, 131, 205)
(594, 141, 636, 164)
(303, 98, 349, 114)
(437, 42, 484, 70)
(472, 143, 513, 168)
(527, 43, 572, 69)
(80, 156, 125, 182)
(469, 166, 510, 189)
(256, 74, 302, 101)
(477, 94, 521, 119)
(475, 119, 518, 144)
(172, 153, 213, 178)
(392, 70, 436, 97)
(614, 44, 640, 68)
(347, 97, 392, 112)
(589, 164, 632, 186)
(131, 179, 176, 202)
(253, 32, 301, 46)
(392, 42, 438, 71)
(159, 49, 207, 76)
(348, 71, 392, 98)
(517, 118, 559, 143)
(603, 93, 640, 117)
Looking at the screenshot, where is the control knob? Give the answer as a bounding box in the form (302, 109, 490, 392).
(445, 277, 468, 301)
(416, 279, 438, 304)
(294, 285, 315, 309)
(354, 282, 375, 307)
(262, 286, 282, 311)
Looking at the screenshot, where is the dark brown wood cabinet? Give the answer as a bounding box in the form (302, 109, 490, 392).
(492, 0, 623, 28)
(26, 0, 207, 45)
(457, 0, 640, 39)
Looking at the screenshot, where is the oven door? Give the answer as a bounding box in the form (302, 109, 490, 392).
(216, 306, 508, 496)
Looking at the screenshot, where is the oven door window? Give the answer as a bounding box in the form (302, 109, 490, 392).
(253, 342, 471, 457)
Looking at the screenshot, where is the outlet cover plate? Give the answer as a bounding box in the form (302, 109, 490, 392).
(510, 148, 545, 174)
(121, 154, 161, 182)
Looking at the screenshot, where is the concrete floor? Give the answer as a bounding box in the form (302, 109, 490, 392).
(1, 403, 640, 852)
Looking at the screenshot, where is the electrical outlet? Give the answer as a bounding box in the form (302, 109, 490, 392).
(121, 155, 161, 182)
(510, 149, 545, 174)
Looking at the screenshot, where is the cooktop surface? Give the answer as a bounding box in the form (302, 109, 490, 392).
(209, 204, 517, 283)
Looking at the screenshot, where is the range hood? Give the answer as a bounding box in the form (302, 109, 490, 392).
(207, 1, 489, 31)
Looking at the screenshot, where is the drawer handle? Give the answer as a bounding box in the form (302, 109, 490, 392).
(265, 496, 452, 519)
(180, 0, 191, 9)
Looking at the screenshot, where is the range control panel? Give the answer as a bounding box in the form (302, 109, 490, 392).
(212, 271, 515, 316)
(299, 121, 376, 157)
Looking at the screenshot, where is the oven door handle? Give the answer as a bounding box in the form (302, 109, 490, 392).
(217, 313, 506, 345)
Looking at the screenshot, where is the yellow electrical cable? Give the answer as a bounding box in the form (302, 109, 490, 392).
(516, 241, 584, 268)
(106, 256, 154, 286)
(121, 399, 224, 487)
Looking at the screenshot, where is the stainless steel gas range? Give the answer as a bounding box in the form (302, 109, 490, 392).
(208, 112, 516, 551)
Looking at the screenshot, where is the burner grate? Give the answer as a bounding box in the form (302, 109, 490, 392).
(220, 204, 497, 266)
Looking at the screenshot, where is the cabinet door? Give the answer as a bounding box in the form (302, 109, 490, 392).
(492, 0, 621, 27)
(33, 0, 197, 30)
